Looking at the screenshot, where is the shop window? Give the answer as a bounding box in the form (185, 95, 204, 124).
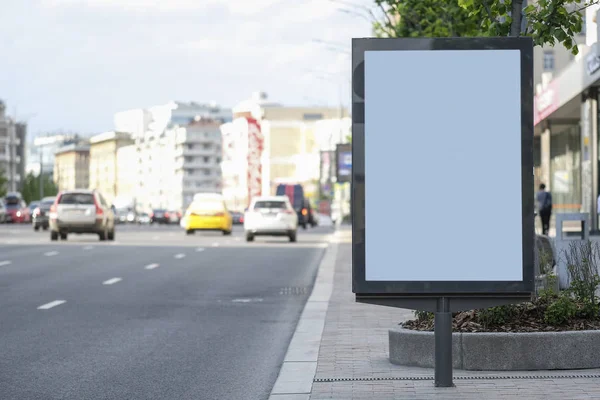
(543, 50, 555, 71)
(550, 125, 581, 211)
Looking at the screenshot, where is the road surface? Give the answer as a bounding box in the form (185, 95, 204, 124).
(0, 223, 333, 400)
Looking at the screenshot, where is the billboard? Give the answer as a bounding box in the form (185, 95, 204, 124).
(352, 37, 534, 304)
(336, 143, 352, 183)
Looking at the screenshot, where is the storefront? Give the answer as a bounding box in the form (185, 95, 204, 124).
(535, 38, 600, 229)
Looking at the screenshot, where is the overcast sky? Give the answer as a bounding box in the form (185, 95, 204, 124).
(1, 0, 373, 137)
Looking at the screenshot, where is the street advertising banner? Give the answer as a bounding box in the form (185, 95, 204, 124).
(320, 150, 334, 196)
(246, 117, 264, 206)
(336, 143, 352, 183)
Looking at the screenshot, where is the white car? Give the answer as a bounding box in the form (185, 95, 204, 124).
(244, 196, 298, 242)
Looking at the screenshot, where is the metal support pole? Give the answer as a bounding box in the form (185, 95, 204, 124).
(434, 297, 454, 387)
(39, 146, 44, 199)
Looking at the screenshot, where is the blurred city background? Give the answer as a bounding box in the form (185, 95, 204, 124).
(2, 2, 600, 234)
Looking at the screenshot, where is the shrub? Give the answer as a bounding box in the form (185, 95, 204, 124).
(544, 292, 577, 325)
(414, 310, 433, 322)
(563, 240, 600, 319)
(477, 305, 517, 328)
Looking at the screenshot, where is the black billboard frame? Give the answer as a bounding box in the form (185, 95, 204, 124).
(351, 37, 535, 313)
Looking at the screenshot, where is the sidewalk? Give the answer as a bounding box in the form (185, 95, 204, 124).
(309, 227, 600, 399)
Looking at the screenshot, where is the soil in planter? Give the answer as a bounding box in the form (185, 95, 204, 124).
(403, 306, 600, 333)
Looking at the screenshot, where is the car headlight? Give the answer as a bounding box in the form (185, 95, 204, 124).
(16, 211, 21, 217)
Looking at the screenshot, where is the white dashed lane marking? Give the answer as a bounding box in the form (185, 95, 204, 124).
(0, 260, 12, 267)
(232, 298, 263, 303)
(37, 300, 66, 310)
(174, 253, 186, 259)
(44, 251, 59, 256)
(196, 248, 205, 252)
(83, 246, 94, 250)
(102, 278, 122, 285)
(211, 243, 220, 247)
(144, 263, 160, 270)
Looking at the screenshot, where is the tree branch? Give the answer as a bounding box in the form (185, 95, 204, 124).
(482, 0, 494, 21)
(569, 0, 600, 15)
(377, 2, 395, 33)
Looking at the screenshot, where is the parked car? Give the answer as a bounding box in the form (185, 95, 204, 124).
(183, 194, 232, 235)
(4, 192, 30, 223)
(230, 211, 244, 225)
(116, 208, 137, 224)
(150, 209, 171, 224)
(275, 184, 308, 229)
(244, 196, 298, 242)
(167, 210, 181, 224)
(49, 189, 115, 241)
(0, 200, 6, 223)
(28, 201, 40, 215)
(137, 212, 151, 224)
(32, 196, 56, 231)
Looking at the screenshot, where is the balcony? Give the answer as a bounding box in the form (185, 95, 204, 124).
(174, 146, 220, 157)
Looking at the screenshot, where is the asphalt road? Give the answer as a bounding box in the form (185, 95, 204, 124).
(0, 223, 333, 400)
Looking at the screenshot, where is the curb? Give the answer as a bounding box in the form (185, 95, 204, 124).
(269, 232, 340, 400)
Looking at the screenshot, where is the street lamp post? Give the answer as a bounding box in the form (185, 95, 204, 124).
(39, 145, 44, 199)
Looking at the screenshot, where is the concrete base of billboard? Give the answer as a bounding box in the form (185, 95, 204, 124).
(389, 326, 600, 370)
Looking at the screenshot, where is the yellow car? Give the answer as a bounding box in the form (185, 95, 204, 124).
(184, 195, 232, 235)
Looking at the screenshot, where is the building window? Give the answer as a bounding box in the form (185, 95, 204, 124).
(185, 156, 194, 163)
(543, 50, 555, 71)
(203, 156, 210, 163)
(203, 143, 211, 150)
(581, 13, 587, 35)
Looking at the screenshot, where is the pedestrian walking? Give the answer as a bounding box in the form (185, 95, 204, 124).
(536, 183, 552, 236)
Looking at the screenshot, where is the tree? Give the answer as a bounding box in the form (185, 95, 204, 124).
(20, 172, 58, 204)
(370, 0, 599, 55)
(0, 168, 7, 198)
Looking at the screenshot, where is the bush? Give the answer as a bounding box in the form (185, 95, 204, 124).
(544, 293, 577, 325)
(564, 241, 600, 319)
(477, 305, 517, 328)
(413, 310, 433, 322)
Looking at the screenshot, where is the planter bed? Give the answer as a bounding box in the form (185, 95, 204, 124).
(389, 326, 600, 370)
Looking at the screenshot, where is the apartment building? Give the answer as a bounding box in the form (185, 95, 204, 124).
(173, 118, 223, 209)
(115, 144, 137, 206)
(29, 134, 83, 178)
(0, 100, 26, 192)
(53, 143, 90, 191)
(89, 131, 133, 204)
(224, 92, 349, 207)
(114, 101, 231, 211)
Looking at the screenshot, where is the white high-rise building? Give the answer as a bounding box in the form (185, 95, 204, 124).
(0, 101, 26, 192)
(114, 101, 231, 211)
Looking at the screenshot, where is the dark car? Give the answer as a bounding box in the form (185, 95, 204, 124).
(151, 209, 171, 224)
(230, 211, 244, 225)
(32, 196, 56, 231)
(304, 198, 318, 227)
(276, 184, 308, 229)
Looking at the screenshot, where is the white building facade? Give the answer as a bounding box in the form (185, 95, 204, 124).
(0, 101, 26, 192)
(114, 101, 231, 212)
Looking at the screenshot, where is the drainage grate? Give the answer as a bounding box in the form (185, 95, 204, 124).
(314, 374, 600, 382)
(279, 287, 310, 295)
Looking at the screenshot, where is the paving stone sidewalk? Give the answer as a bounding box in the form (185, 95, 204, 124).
(310, 228, 600, 399)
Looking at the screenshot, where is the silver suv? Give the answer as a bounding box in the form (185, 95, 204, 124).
(49, 190, 115, 241)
